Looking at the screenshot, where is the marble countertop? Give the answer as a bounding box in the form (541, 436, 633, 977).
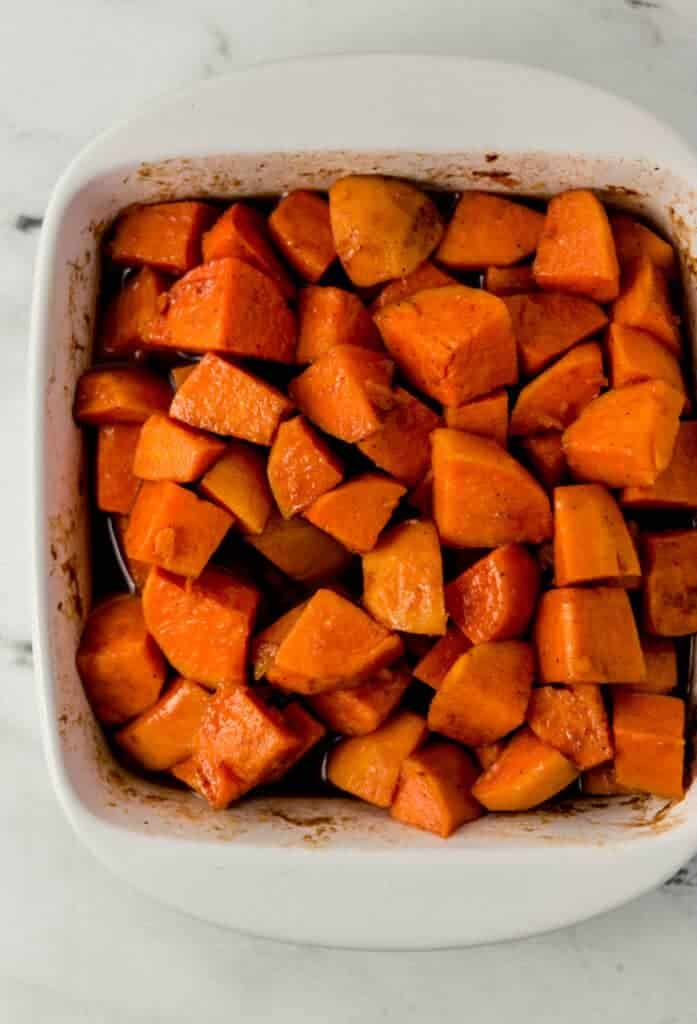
(6, 0, 697, 1019)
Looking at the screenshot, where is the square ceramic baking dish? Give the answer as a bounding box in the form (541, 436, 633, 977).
(30, 55, 697, 949)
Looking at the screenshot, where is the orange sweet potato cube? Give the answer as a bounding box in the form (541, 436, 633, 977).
(611, 214, 676, 277)
(109, 200, 216, 274)
(635, 636, 678, 694)
(268, 190, 335, 282)
(510, 342, 606, 437)
(304, 473, 406, 554)
(201, 203, 295, 299)
(554, 484, 640, 586)
(445, 544, 540, 644)
(581, 762, 633, 796)
(391, 742, 483, 837)
(444, 389, 508, 447)
(642, 529, 697, 636)
(613, 256, 681, 355)
(74, 367, 172, 425)
(267, 416, 344, 518)
(98, 267, 168, 358)
(484, 265, 537, 296)
(200, 441, 274, 535)
(607, 323, 687, 405)
(95, 424, 142, 514)
(613, 691, 684, 799)
(309, 665, 411, 736)
(264, 703, 327, 783)
(133, 414, 225, 483)
(170, 364, 196, 390)
(296, 286, 382, 363)
(115, 678, 210, 771)
(621, 422, 697, 510)
(437, 192, 544, 270)
(471, 727, 579, 811)
(247, 511, 352, 583)
(413, 626, 472, 690)
(251, 602, 309, 681)
(474, 741, 507, 771)
(503, 291, 607, 377)
(363, 520, 446, 635)
(371, 261, 455, 311)
(527, 684, 612, 769)
(357, 388, 440, 487)
(519, 432, 568, 490)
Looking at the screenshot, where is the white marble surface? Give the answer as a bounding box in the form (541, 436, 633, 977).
(6, 0, 697, 1019)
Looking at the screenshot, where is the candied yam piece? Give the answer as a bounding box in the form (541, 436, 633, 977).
(125, 480, 232, 577)
(98, 267, 168, 358)
(607, 323, 687, 404)
(484, 265, 537, 296)
(510, 342, 606, 437)
(264, 703, 327, 783)
(74, 367, 172, 425)
(534, 586, 645, 683)
(95, 424, 141, 514)
(268, 190, 335, 282)
(326, 710, 428, 807)
(621, 422, 697, 510)
(76, 594, 166, 726)
(613, 691, 684, 799)
(527, 684, 612, 770)
(613, 256, 680, 355)
(437, 192, 544, 270)
(503, 292, 607, 377)
(610, 214, 676, 276)
(289, 344, 394, 442)
(304, 473, 406, 554)
(171, 756, 208, 797)
(581, 762, 635, 795)
(635, 636, 678, 694)
(533, 190, 620, 302)
(296, 286, 381, 363)
(247, 511, 351, 583)
(413, 626, 472, 690)
(115, 678, 210, 771)
(357, 388, 440, 487)
(642, 529, 697, 636)
(142, 566, 260, 687)
(445, 543, 540, 644)
(371, 261, 455, 312)
(267, 416, 344, 518)
(309, 665, 411, 736)
(170, 363, 197, 390)
(474, 741, 507, 772)
(471, 728, 578, 811)
(109, 200, 216, 274)
(391, 742, 483, 837)
(519, 432, 568, 490)
(375, 285, 517, 406)
(554, 484, 640, 586)
(266, 588, 403, 694)
(201, 203, 295, 299)
(428, 641, 534, 746)
(562, 380, 683, 488)
(363, 520, 446, 635)
(431, 428, 552, 547)
(200, 442, 273, 535)
(329, 175, 443, 287)
(133, 413, 225, 483)
(251, 601, 309, 681)
(170, 353, 293, 445)
(444, 390, 508, 448)
(147, 257, 296, 363)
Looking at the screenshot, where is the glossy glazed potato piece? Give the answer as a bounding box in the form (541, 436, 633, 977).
(98, 267, 168, 358)
(518, 432, 568, 490)
(251, 602, 309, 681)
(363, 520, 446, 635)
(610, 214, 676, 277)
(170, 363, 196, 390)
(444, 390, 508, 448)
(329, 175, 443, 287)
(95, 424, 141, 514)
(635, 636, 678, 693)
(170, 353, 293, 445)
(562, 380, 683, 487)
(437, 192, 544, 270)
(125, 480, 232, 577)
(581, 763, 633, 796)
(142, 566, 260, 688)
(109, 201, 216, 274)
(553, 484, 640, 586)
(133, 414, 225, 483)
(268, 190, 335, 282)
(147, 257, 296, 363)
(431, 429, 552, 547)
(326, 710, 428, 807)
(607, 323, 687, 404)
(296, 286, 381, 363)
(357, 388, 440, 487)
(527, 684, 612, 769)
(510, 342, 606, 437)
(371, 261, 455, 311)
(115, 678, 210, 771)
(289, 344, 394, 442)
(471, 728, 579, 811)
(267, 416, 344, 518)
(199, 442, 274, 535)
(534, 586, 645, 683)
(265, 589, 403, 694)
(613, 691, 684, 799)
(445, 544, 540, 644)
(304, 473, 406, 554)
(309, 665, 411, 736)
(642, 529, 697, 636)
(391, 742, 483, 838)
(503, 292, 607, 376)
(201, 203, 295, 299)
(621, 422, 697, 510)
(413, 625, 472, 690)
(263, 703, 328, 784)
(374, 285, 517, 406)
(533, 190, 620, 302)
(474, 741, 507, 772)
(484, 265, 537, 296)
(76, 594, 166, 725)
(428, 641, 535, 746)
(247, 511, 352, 583)
(613, 257, 681, 355)
(74, 367, 172, 425)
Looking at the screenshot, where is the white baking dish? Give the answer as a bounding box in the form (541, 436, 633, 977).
(29, 55, 697, 949)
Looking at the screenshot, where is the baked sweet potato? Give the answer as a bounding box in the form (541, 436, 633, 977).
(371, 261, 455, 311)
(444, 390, 508, 447)
(98, 267, 167, 358)
(170, 363, 196, 390)
(471, 727, 578, 811)
(527, 684, 612, 769)
(74, 367, 171, 425)
(503, 291, 607, 376)
(296, 286, 381, 363)
(199, 441, 274, 535)
(581, 763, 633, 796)
(363, 520, 446, 635)
(474, 741, 507, 772)
(133, 414, 225, 483)
(437, 192, 544, 269)
(445, 544, 540, 644)
(642, 529, 697, 636)
(201, 202, 295, 298)
(268, 190, 335, 282)
(607, 323, 687, 404)
(309, 665, 411, 736)
(518, 432, 567, 490)
(613, 256, 681, 355)
(553, 484, 640, 586)
(304, 472, 406, 554)
(610, 214, 676, 277)
(109, 200, 215, 274)
(484, 265, 537, 296)
(95, 424, 142, 514)
(510, 341, 606, 436)
(391, 742, 483, 837)
(247, 511, 351, 583)
(613, 691, 684, 799)
(267, 416, 344, 518)
(263, 703, 327, 784)
(621, 421, 697, 510)
(635, 636, 677, 694)
(413, 626, 472, 690)
(356, 388, 440, 487)
(115, 678, 210, 771)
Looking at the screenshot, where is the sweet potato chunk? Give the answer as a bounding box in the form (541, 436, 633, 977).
(263, 703, 327, 784)
(99, 267, 167, 358)
(296, 286, 381, 363)
(607, 323, 686, 404)
(247, 511, 351, 583)
(115, 678, 210, 771)
(428, 641, 534, 746)
(309, 665, 411, 736)
(444, 390, 508, 447)
(535, 586, 645, 683)
(445, 544, 540, 644)
(554, 484, 640, 586)
(611, 214, 676, 277)
(326, 710, 428, 807)
(357, 388, 440, 487)
(562, 380, 683, 487)
(527, 684, 612, 769)
(170, 363, 196, 390)
(375, 285, 517, 406)
(329, 175, 442, 287)
(431, 428, 552, 547)
(613, 256, 681, 355)
(518, 432, 567, 490)
(304, 473, 406, 554)
(289, 344, 394, 442)
(474, 741, 507, 771)
(391, 742, 483, 837)
(581, 763, 633, 796)
(642, 529, 697, 636)
(133, 414, 225, 483)
(76, 594, 166, 726)
(533, 190, 620, 302)
(125, 480, 232, 577)
(74, 367, 171, 425)
(635, 636, 678, 694)
(363, 520, 446, 635)
(251, 602, 309, 681)
(170, 353, 293, 445)
(510, 342, 606, 437)
(267, 416, 344, 518)
(142, 566, 260, 688)
(265, 589, 403, 694)
(621, 422, 697, 510)
(371, 261, 455, 311)
(109, 200, 215, 274)
(613, 691, 684, 799)
(200, 442, 273, 535)
(485, 265, 537, 296)
(503, 292, 607, 376)
(413, 626, 472, 690)
(268, 190, 335, 282)
(471, 728, 578, 811)
(437, 192, 544, 270)
(201, 203, 295, 299)
(95, 424, 141, 514)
